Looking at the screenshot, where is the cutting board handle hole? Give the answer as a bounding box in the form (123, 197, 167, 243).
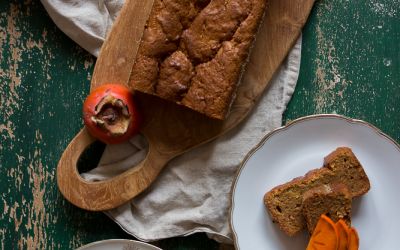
(77, 141, 106, 174)
(76, 133, 149, 182)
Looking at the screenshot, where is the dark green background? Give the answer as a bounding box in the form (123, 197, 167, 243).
(0, 0, 398, 249)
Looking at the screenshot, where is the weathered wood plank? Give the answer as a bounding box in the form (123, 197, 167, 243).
(0, 1, 129, 249)
(0, 0, 398, 249)
(284, 0, 400, 144)
(0, 1, 219, 249)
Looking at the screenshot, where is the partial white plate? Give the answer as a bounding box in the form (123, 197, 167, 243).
(76, 239, 162, 250)
(230, 114, 400, 250)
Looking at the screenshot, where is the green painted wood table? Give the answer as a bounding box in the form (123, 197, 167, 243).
(0, 0, 398, 249)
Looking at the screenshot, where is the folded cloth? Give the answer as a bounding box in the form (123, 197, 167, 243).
(42, 0, 302, 243)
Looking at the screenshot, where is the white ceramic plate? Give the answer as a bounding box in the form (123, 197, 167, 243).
(231, 114, 400, 250)
(76, 239, 162, 250)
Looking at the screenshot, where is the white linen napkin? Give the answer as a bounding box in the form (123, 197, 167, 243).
(42, 0, 302, 243)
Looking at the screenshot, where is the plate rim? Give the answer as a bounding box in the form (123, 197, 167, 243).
(229, 114, 400, 250)
(75, 239, 162, 250)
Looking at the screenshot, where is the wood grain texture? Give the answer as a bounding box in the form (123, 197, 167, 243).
(57, 0, 159, 211)
(1, 0, 398, 249)
(57, 0, 315, 211)
(90, 0, 154, 90)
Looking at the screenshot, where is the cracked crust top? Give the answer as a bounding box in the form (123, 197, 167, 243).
(129, 0, 268, 119)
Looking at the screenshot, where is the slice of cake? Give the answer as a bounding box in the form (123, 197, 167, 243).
(264, 147, 370, 236)
(302, 183, 352, 234)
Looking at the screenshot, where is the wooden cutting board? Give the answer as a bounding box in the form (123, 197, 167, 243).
(57, 0, 316, 211)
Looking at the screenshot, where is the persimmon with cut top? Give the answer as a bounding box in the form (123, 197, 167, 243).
(82, 84, 141, 144)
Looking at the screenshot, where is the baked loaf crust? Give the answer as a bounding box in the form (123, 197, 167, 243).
(129, 0, 268, 119)
(264, 147, 370, 236)
(302, 183, 352, 234)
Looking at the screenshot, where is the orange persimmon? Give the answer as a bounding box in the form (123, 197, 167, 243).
(306, 214, 339, 250)
(335, 220, 350, 250)
(82, 84, 141, 144)
(347, 227, 359, 250)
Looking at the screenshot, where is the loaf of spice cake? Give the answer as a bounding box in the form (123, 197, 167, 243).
(264, 147, 370, 236)
(302, 183, 352, 234)
(129, 0, 268, 120)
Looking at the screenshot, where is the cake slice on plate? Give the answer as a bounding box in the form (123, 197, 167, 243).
(264, 147, 370, 236)
(302, 182, 352, 234)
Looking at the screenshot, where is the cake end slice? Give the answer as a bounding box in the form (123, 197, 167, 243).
(302, 183, 352, 234)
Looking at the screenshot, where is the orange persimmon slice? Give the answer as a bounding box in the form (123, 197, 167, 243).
(348, 227, 359, 250)
(306, 214, 339, 250)
(335, 220, 350, 250)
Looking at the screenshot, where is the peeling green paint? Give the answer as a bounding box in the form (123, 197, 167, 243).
(285, 0, 400, 142)
(0, 0, 398, 249)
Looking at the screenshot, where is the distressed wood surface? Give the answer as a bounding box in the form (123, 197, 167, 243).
(284, 0, 399, 139)
(0, 0, 398, 249)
